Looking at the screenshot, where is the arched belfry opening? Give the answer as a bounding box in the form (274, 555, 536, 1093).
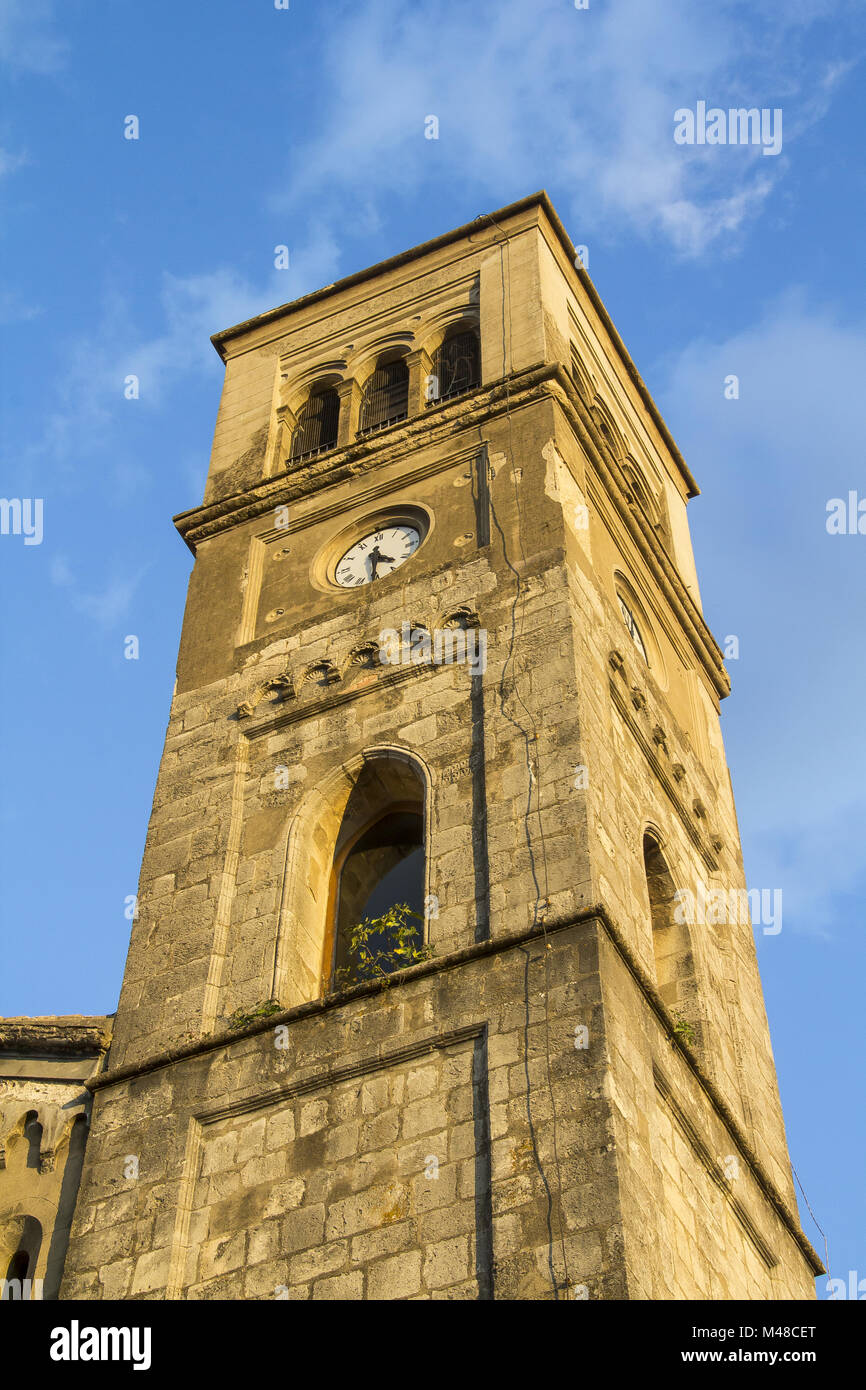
(273, 749, 429, 1006)
(643, 833, 698, 1018)
(290, 386, 340, 460)
(358, 355, 409, 432)
(429, 325, 480, 402)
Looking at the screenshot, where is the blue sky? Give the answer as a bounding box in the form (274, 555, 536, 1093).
(1, 0, 863, 1297)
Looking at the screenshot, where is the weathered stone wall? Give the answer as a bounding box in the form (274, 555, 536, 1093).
(63, 922, 625, 1301)
(62, 917, 816, 1302)
(597, 933, 816, 1299)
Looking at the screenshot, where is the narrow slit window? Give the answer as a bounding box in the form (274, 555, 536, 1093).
(644, 833, 698, 1023)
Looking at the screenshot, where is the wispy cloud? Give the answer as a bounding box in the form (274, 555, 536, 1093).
(18, 226, 343, 496)
(267, 0, 856, 257)
(50, 554, 148, 629)
(0, 144, 27, 178)
(0, 286, 41, 323)
(659, 292, 866, 932)
(0, 0, 66, 76)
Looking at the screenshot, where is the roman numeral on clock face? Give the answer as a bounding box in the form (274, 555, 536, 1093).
(335, 524, 422, 587)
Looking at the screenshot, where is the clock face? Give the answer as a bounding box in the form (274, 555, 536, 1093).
(335, 525, 421, 588)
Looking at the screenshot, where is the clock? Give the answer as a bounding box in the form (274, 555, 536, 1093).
(309, 503, 431, 594)
(334, 524, 421, 587)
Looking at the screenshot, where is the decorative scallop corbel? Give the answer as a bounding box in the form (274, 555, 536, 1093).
(608, 649, 626, 674)
(236, 673, 294, 720)
(442, 605, 481, 630)
(343, 641, 382, 676)
(301, 659, 342, 689)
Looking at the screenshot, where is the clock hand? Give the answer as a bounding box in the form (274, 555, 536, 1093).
(368, 544, 394, 579)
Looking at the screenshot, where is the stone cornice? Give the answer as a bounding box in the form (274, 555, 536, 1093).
(0, 1017, 113, 1057)
(210, 192, 550, 357)
(172, 370, 533, 551)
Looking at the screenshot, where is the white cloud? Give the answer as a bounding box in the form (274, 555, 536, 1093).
(89, 234, 341, 406)
(267, 0, 855, 257)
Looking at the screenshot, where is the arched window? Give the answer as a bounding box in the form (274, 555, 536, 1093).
(333, 809, 425, 985)
(358, 357, 409, 433)
(272, 750, 430, 1007)
(644, 834, 698, 1018)
(18, 1111, 42, 1170)
(429, 328, 480, 403)
(592, 403, 625, 461)
(619, 595, 648, 664)
(0, 1215, 42, 1299)
(290, 387, 340, 461)
(327, 756, 426, 987)
(622, 465, 656, 520)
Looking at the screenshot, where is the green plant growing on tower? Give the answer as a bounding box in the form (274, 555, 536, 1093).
(226, 999, 283, 1032)
(335, 903, 433, 989)
(670, 1009, 697, 1047)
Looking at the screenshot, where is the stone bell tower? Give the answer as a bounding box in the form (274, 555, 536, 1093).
(61, 192, 820, 1300)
